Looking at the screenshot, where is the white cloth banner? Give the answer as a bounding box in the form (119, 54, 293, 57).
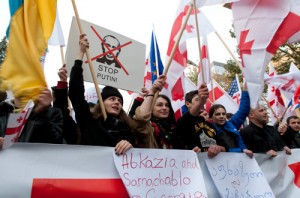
(1, 143, 300, 197)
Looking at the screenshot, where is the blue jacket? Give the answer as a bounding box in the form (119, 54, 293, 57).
(213, 91, 250, 152)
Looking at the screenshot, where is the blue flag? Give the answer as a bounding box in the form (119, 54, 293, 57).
(228, 77, 239, 97)
(149, 31, 164, 83)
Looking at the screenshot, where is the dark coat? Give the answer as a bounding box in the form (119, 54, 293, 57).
(18, 107, 64, 144)
(240, 122, 286, 153)
(69, 60, 134, 146)
(52, 86, 79, 144)
(176, 112, 217, 151)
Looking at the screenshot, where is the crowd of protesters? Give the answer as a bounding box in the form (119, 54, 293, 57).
(0, 34, 299, 157)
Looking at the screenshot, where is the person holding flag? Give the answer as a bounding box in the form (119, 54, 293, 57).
(208, 83, 253, 158)
(133, 75, 180, 149)
(176, 84, 226, 158)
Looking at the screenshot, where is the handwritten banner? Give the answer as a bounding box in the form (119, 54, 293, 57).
(114, 148, 208, 198)
(205, 152, 275, 198)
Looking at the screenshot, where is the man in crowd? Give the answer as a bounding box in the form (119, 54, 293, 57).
(176, 84, 225, 158)
(279, 116, 300, 148)
(240, 103, 291, 157)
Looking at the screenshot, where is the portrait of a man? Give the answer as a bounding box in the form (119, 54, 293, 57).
(96, 35, 121, 68)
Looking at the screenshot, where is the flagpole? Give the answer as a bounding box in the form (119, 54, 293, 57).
(192, 0, 205, 83)
(210, 62, 215, 103)
(214, 31, 243, 70)
(71, 0, 107, 120)
(60, 46, 65, 65)
(60, 46, 73, 117)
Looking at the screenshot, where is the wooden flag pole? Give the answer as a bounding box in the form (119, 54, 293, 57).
(71, 0, 107, 120)
(60, 46, 65, 65)
(151, 3, 194, 109)
(60, 46, 73, 117)
(214, 31, 243, 70)
(192, 0, 205, 83)
(210, 62, 215, 103)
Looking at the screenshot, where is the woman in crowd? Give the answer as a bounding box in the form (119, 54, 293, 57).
(69, 34, 135, 155)
(133, 75, 180, 149)
(208, 84, 253, 158)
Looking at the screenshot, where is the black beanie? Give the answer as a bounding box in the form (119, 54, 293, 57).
(101, 86, 123, 104)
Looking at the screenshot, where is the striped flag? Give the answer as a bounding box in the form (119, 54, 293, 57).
(0, 0, 57, 109)
(228, 75, 241, 105)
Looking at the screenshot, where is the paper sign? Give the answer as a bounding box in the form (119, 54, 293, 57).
(114, 148, 208, 198)
(205, 152, 275, 198)
(3, 100, 34, 149)
(65, 17, 146, 93)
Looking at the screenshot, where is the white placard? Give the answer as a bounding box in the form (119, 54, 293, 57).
(114, 148, 208, 198)
(65, 17, 146, 93)
(205, 152, 275, 198)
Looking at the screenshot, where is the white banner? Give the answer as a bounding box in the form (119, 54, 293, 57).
(1, 143, 300, 197)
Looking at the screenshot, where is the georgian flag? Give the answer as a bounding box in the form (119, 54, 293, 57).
(232, 0, 290, 108)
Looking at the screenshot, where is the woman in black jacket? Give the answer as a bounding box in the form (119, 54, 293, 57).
(69, 34, 135, 155)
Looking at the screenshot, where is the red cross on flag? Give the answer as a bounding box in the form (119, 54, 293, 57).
(232, 0, 290, 108)
(3, 100, 34, 149)
(266, 64, 285, 124)
(265, 62, 300, 104)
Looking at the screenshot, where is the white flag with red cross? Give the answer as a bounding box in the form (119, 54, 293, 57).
(232, 0, 290, 108)
(3, 100, 34, 149)
(266, 64, 285, 124)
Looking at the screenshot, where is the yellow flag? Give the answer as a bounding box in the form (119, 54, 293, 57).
(0, 0, 57, 108)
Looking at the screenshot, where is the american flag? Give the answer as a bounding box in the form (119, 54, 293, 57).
(228, 75, 241, 105)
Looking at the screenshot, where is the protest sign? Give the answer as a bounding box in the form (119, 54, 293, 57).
(205, 152, 274, 198)
(65, 17, 146, 93)
(114, 148, 208, 198)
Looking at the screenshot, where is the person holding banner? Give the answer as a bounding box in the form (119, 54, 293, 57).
(176, 85, 226, 158)
(133, 75, 180, 149)
(69, 35, 135, 155)
(208, 84, 253, 158)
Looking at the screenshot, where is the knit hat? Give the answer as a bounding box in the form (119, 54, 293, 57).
(101, 86, 123, 105)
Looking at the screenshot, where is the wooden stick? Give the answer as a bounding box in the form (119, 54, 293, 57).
(60, 46, 65, 65)
(215, 31, 243, 70)
(71, 0, 107, 120)
(193, 0, 205, 83)
(262, 95, 280, 123)
(210, 63, 215, 103)
(59, 46, 73, 116)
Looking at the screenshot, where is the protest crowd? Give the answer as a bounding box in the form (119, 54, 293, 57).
(1, 0, 300, 197)
(1, 32, 300, 156)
